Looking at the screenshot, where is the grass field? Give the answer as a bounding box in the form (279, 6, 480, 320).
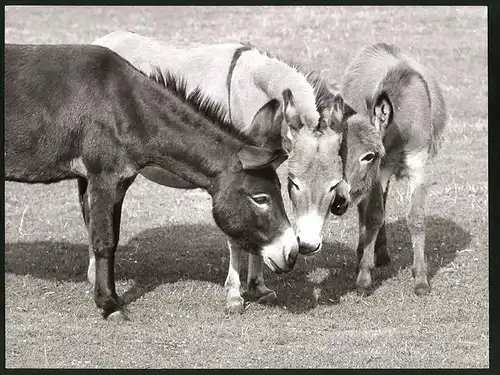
(4, 5, 488, 369)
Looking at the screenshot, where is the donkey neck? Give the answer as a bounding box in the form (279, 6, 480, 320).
(250, 51, 320, 125)
(135, 80, 249, 192)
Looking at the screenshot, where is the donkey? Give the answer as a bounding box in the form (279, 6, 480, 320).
(5, 43, 299, 320)
(330, 43, 447, 296)
(93, 31, 348, 310)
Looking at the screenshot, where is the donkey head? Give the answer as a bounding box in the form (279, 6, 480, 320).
(281, 89, 347, 255)
(212, 98, 299, 274)
(329, 93, 387, 208)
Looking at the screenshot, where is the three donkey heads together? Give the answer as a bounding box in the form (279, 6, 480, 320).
(5, 34, 446, 320)
(92, 31, 351, 315)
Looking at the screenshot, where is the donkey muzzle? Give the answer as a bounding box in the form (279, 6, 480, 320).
(261, 227, 299, 273)
(295, 213, 324, 256)
(331, 181, 350, 216)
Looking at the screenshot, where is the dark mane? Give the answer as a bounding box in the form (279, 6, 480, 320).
(250, 44, 336, 126)
(304, 71, 337, 120)
(147, 66, 256, 145)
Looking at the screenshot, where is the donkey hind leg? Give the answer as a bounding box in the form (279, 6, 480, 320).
(356, 181, 385, 294)
(374, 168, 392, 267)
(224, 239, 245, 314)
(78, 178, 96, 286)
(407, 169, 430, 296)
(87, 174, 131, 320)
(247, 253, 277, 305)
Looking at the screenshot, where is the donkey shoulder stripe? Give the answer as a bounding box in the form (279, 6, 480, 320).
(226, 44, 254, 123)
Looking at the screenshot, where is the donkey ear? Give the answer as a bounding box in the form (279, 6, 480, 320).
(330, 94, 355, 131)
(371, 92, 393, 133)
(282, 89, 302, 133)
(249, 98, 293, 155)
(248, 98, 282, 147)
(236, 145, 287, 171)
(330, 94, 345, 124)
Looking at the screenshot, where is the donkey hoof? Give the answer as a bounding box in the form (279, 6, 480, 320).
(414, 282, 430, 296)
(355, 271, 372, 294)
(375, 251, 391, 267)
(116, 295, 126, 307)
(356, 286, 372, 296)
(225, 297, 245, 315)
(257, 290, 278, 305)
(107, 310, 129, 322)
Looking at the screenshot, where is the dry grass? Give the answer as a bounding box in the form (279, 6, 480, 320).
(4, 5, 488, 369)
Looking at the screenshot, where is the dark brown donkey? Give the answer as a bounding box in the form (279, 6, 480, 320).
(5, 44, 298, 320)
(330, 43, 447, 296)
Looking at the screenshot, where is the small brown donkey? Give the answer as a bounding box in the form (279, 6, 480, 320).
(330, 43, 447, 295)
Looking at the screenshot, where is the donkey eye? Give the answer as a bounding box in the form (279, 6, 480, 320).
(250, 194, 270, 206)
(360, 152, 375, 163)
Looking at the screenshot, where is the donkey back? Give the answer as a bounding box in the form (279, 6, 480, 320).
(341, 43, 446, 159)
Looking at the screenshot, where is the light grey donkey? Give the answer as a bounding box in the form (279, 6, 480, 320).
(330, 43, 447, 296)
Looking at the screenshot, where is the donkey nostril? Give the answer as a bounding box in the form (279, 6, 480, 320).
(335, 196, 347, 207)
(297, 236, 301, 244)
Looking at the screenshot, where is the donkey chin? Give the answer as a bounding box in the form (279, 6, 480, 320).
(261, 227, 299, 274)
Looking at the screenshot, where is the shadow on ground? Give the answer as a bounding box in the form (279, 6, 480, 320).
(271, 215, 472, 312)
(5, 215, 470, 314)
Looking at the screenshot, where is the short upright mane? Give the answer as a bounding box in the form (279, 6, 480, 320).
(304, 72, 337, 120)
(254, 46, 335, 129)
(147, 67, 255, 145)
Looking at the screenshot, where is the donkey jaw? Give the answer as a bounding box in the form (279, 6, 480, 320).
(261, 227, 299, 273)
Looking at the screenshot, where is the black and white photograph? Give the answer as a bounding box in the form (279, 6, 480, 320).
(4, 5, 488, 369)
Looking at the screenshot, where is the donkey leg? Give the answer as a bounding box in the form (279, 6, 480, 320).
(247, 253, 277, 305)
(356, 182, 384, 294)
(355, 201, 367, 275)
(374, 169, 392, 267)
(407, 171, 430, 296)
(224, 239, 244, 314)
(374, 222, 389, 267)
(109, 176, 135, 308)
(78, 178, 97, 287)
(87, 175, 127, 320)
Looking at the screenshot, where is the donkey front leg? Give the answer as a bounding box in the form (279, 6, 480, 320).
(247, 254, 277, 305)
(356, 182, 385, 294)
(407, 172, 430, 296)
(87, 175, 128, 320)
(80, 177, 133, 289)
(224, 239, 244, 314)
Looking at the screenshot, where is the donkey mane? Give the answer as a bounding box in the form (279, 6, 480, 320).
(249, 44, 334, 130)
(371, 42, 403, 58)
(147, 67, 256, 146)
(304, 72, 336, 121)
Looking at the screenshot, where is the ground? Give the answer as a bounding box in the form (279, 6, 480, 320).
(4, 5, 488, 369)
